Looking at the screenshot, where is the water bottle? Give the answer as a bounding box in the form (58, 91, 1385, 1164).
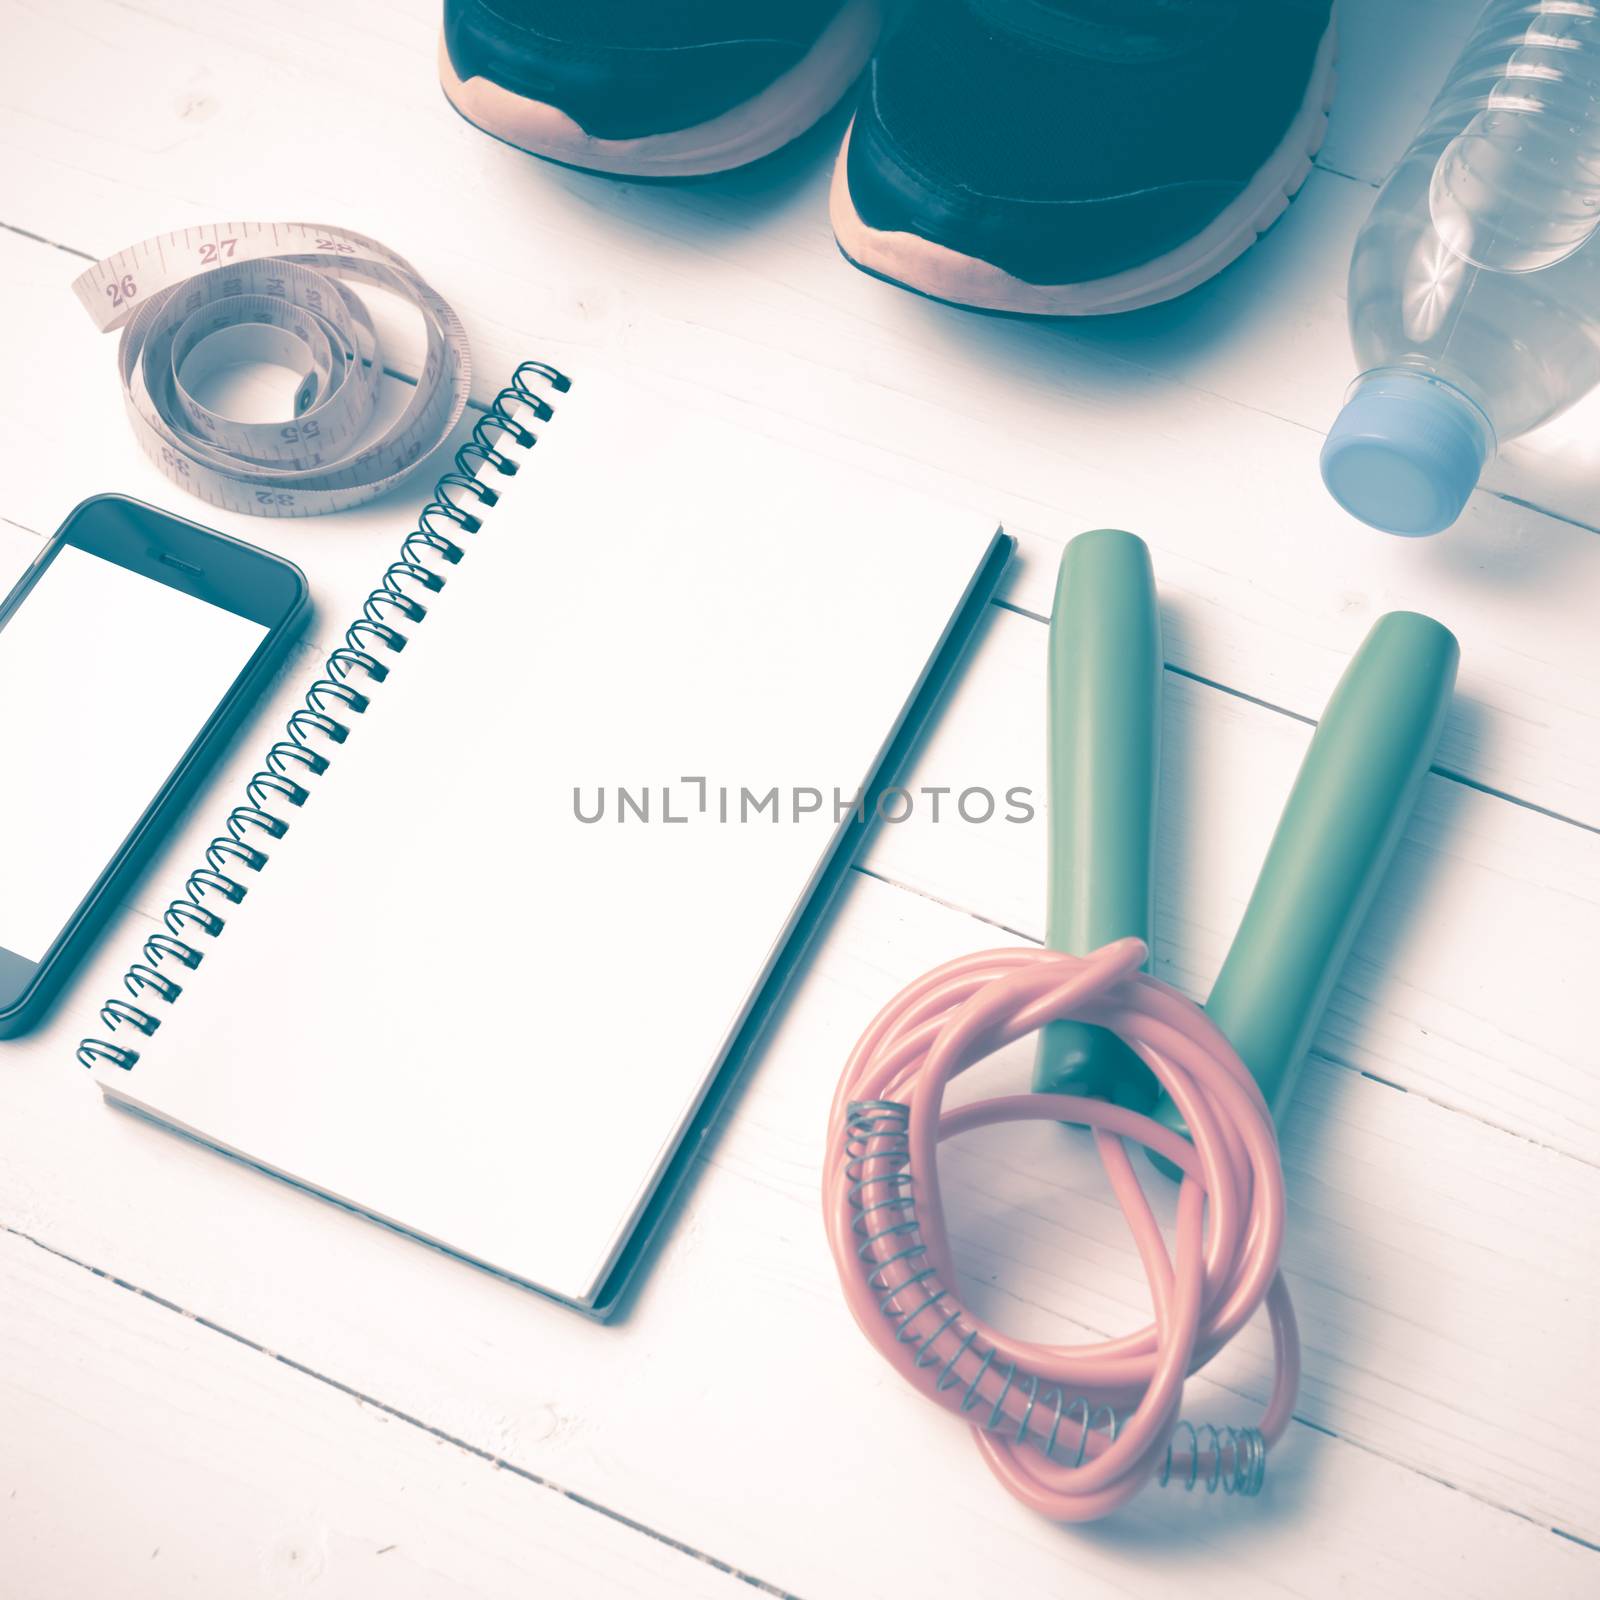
(1322, 2, 1600, 536)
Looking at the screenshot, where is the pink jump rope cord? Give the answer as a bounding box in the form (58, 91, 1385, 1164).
(824, 936, 1300, 1522)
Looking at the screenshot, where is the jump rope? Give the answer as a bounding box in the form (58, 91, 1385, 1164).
(824, 530, 1459, 1520)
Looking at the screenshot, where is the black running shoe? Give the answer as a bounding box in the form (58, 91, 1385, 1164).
(832, 0, 1337, 314)
(441, 0, 885, 176)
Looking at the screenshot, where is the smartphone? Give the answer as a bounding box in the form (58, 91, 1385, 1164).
(0, 495, 309, 1037)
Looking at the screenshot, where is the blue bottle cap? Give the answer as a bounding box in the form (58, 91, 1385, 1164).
(1320, 370, 1492, 537)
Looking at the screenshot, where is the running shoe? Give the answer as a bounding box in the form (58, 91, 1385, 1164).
(441, 0, 885, 176)
(831, 0, 1337, 314)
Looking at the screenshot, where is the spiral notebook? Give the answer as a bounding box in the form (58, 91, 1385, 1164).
(80, 359, 1010, 1316)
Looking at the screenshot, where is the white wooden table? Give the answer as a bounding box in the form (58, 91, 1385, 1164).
(1, 3, 1596, 1595)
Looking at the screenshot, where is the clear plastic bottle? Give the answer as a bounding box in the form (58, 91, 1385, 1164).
(1322, 1, 1600, 535)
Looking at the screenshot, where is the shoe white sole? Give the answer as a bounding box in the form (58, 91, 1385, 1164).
(440, 0, 884, 178)
(830, 9, 1338, 315)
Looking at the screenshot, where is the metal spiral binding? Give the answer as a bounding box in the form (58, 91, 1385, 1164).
(75, 361, 571, 1073)
(843, 1100, 1266, 1497)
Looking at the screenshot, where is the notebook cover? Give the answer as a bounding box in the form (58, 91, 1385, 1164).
(89, 363, 1010, 1312)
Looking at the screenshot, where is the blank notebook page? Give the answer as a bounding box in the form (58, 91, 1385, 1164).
(99, 367, 999, 1308)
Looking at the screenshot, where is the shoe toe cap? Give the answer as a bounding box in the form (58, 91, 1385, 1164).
(843, 98, 1243, 288)
(444, 0, 811, 139)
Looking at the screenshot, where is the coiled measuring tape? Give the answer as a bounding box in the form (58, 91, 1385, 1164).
(72, 223, 471, 517)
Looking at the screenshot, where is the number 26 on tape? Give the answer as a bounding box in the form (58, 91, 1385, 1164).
(105, 275, 137, 309)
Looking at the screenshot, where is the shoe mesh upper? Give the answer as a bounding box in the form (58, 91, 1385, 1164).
(468, 0, 845, 50)
(869, 0, 1331, 203)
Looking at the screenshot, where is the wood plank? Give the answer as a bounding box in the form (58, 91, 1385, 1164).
(1, 872, 1595, 1578)
(0, 3, 1594, 824)
(0, 1230, 779, 1600)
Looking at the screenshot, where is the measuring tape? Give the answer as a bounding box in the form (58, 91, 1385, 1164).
(73, 223, 472, 518)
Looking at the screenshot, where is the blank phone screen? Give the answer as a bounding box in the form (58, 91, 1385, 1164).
(0, 544, 269, 962)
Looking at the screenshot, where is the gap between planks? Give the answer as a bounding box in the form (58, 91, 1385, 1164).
(5, 1087, 1594, 1563)
(993, 599, 1600, 838)
(6, 188, 1600, 544)
(853, 859, 1599, 1171)
(0, 459, 1591, 845)
(0, 1221, 800, 1600)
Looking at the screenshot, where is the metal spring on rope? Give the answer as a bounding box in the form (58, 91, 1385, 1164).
(843, 1101, 1266, 1496)
(74, 367, 571, 1072)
